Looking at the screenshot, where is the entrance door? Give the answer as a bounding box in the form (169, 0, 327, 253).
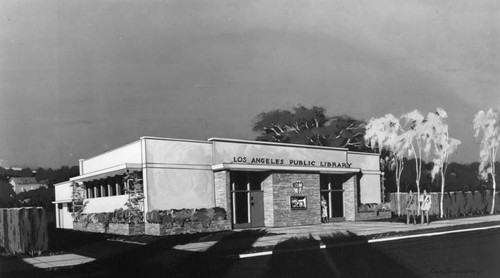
(231, 171, 265, 229)
(250, 191, 264, 227)
(320, 174, 345, 221)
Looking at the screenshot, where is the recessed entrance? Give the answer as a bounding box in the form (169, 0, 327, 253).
(320, 174, 345, 221)
(230, 171, 265, 229)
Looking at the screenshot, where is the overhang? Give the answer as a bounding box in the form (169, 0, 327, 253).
(211, 163, 361, 174)
(52, 199, 73, 204)
(69, 163, 142, 183)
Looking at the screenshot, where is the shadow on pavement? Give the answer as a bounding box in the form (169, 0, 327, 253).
(51, 229, 270, 278)
(264, 232, 422, 278)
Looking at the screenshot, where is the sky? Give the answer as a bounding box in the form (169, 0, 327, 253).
(0, 0, 499, 168)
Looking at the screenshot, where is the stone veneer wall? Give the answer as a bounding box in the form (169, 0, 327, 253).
(107, 223, 145, 235)
(272, 173, 321, 227)
(73, 222, 106, 233)
(214, 171, 232, 226)
(145, 220, 231, 236)
(343, 174, 358, 221)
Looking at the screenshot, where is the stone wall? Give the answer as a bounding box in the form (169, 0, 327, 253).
(73, 222, 106, 233)
(145, 220, 231, 236)
(107, 223, 145, 235)
(271, 173, 321, 227)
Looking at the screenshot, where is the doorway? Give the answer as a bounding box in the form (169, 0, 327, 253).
(231, 171, 265, 229)
(320, 174, 345, 221)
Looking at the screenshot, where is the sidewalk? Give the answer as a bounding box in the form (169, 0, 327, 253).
(5, 214, 500, 273)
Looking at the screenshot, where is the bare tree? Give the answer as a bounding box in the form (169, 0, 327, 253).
(426, 108, 461, 218)
(473, 108, 500, 214)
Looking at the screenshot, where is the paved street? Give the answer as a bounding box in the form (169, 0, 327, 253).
(2, 214, 500, 277)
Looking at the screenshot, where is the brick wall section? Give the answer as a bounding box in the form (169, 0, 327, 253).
(262, 173, 274, 227)
(272, 173, 321, 227)
(343, 174, 358, 221)
(214, 171, 232, 226)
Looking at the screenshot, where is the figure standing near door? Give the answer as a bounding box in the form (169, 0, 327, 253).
(321, 196, 328, 223)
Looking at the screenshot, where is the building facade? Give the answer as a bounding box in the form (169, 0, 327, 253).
(54, 136, 383, 229)
(10, 177, 48, 194)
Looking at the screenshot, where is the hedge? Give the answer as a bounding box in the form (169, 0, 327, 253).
(0, 207, 48, 254)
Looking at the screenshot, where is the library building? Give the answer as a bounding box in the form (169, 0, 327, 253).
(54, 136, 383, 230)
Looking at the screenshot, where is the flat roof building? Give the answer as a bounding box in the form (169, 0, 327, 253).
(55, 136, 384, 230)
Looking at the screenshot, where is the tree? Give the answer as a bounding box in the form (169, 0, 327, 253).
(426, 108, 461, 218)
(252, 105, 368, 151)
(473, 108, 500, 214)
(0, 180, 15, 207)
(400, 110, 430, 213)
(365, 114, 405, 215)
(123, 170, 144, 223)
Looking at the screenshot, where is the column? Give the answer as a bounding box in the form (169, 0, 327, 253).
(343, 174, 358, 221)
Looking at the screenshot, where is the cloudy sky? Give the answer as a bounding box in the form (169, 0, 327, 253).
(0, 0, 499, 168)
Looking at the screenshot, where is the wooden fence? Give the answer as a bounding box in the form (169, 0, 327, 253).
(388, 190, 500, 217)
(0, 207, 48, 254)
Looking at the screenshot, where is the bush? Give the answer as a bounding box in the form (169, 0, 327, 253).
(213, 207, 226, 220)
(358, 203, 379, 213)
(172, 209, 193, 227)
(192, 209, 211, 228)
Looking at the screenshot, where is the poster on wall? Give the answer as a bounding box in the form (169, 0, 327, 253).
(290, 196, 307, 210)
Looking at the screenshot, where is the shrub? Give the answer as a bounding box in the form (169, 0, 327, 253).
(172, 209, 193, 227)
(213, 207, 226, 220)
(192, 209, 211, 228)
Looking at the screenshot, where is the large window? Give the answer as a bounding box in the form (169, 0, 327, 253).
(320, 174, 344, 218)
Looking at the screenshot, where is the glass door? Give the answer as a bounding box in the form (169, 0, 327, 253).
(231, 171, 264, 228)
(320, 174, 344, 220)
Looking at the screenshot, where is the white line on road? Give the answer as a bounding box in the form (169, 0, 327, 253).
(239, 251, 273, 258)
(367, 224, 500, 243)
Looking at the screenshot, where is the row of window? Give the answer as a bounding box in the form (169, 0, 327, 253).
(83, 175, 129, 199)
(85, 182, 127, 199)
